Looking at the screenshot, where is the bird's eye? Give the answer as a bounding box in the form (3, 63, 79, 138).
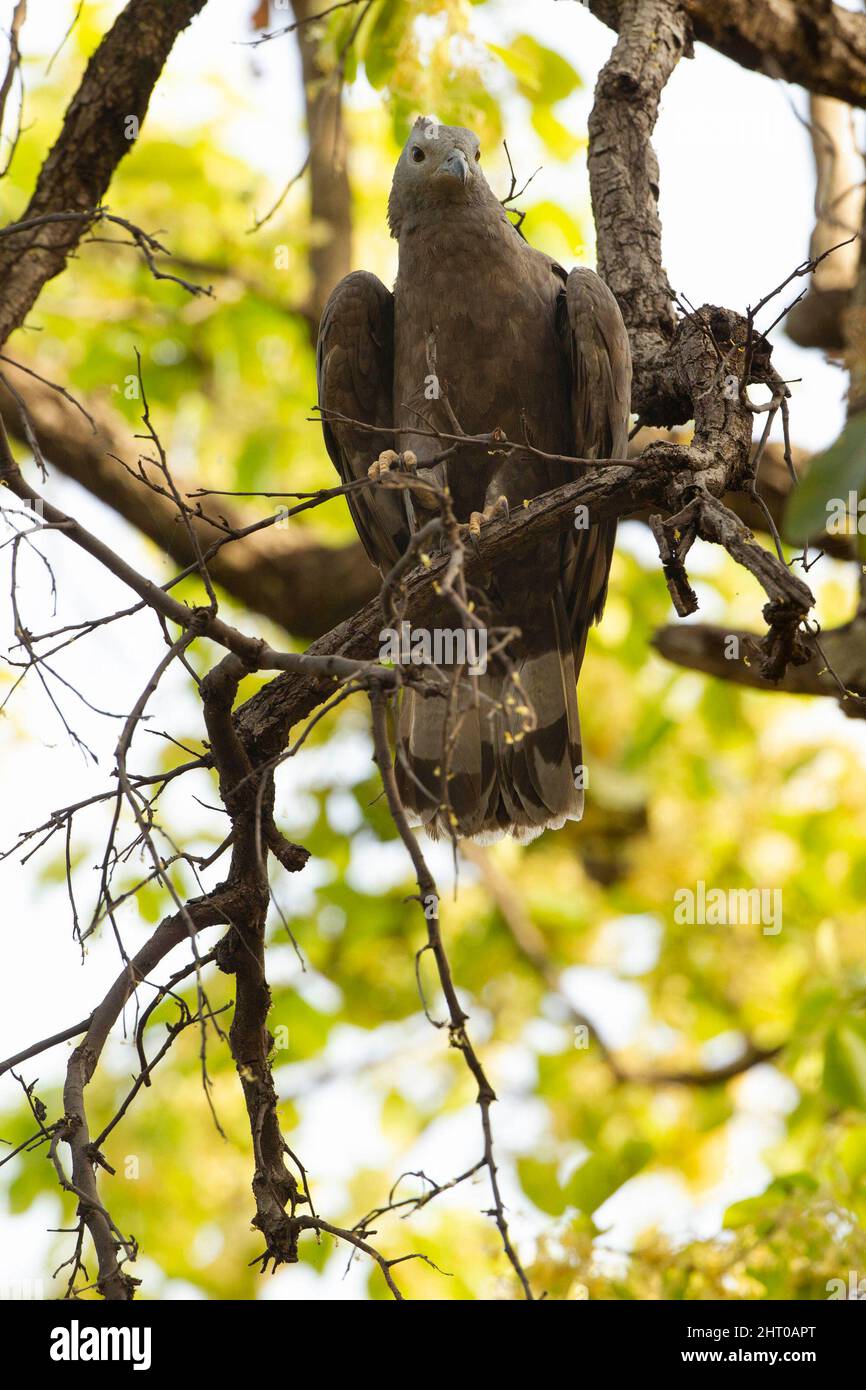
(411, 146, 425, 163)
(475, 148, 481, 161)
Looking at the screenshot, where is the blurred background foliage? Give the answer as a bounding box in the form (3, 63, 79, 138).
(1, 0, 866, 1301)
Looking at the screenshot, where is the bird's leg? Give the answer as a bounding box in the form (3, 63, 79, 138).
(368, 447, 421, 480)
(467, 495, 508, 567)
(468, 493, 509, 539)
(367, 448, 401, 480)
(467, 454, 528, 556)
(370, 446, 448, 551)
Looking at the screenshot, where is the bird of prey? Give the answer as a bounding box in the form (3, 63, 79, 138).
(316, 117, 632, 842)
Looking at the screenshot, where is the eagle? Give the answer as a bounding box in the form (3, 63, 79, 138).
(316, 118, 632, 843)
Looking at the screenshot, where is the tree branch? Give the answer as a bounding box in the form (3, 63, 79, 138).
(588, 0, 690, 423)
(61, 888, 241, 1300)
(584, 0, 866, 110)
(0, 364, 378, 637)
(203, 653, 308, 1268)
(786, 94, 864, 352)
(290, 0, 353, 332)
(653, 618, 866, 714)
(0, 0, 208, 348)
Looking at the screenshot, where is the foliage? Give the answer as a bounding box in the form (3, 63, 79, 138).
(785, 411, 866, 544)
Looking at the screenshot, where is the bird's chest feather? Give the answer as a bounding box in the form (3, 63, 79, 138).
(392, 216, 565, 448)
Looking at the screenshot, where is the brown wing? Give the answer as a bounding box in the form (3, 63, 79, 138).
(556, 265, 633, 649)
(316, 270, 411, 572)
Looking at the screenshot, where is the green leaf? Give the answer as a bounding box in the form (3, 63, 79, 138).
(724, 1174, 816, 1234)
(838, 1125, 866, 1182)
(531, 106, 583, 161)
(520, 199, 584, 260)
(723, 1191, 783, 1231)
(766, 1171, 819, 1197)
(517, 1158, 567, 1216)
(488, 41, 539, 93)
(564, 1141, 652, 1214)
(824, 1016, 866, 1110)
(488, 35, 581, 105)
(363, 0, 406, 90)
(784, 412, 866, 542)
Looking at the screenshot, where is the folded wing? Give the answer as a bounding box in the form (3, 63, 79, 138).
(557, 265, 633, 659)
(316, 270, 411, 571)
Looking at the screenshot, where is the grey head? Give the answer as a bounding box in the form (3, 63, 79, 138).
(387, 116, 498, 237)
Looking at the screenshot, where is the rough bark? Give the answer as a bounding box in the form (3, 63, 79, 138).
(203, 655, 305, 1267)
(586, 0, 866, 109)
(846, 144, 866, 415)
(587, 0, 690, 423)
(630, 430, 854, 559)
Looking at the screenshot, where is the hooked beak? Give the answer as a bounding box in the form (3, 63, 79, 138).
(437, 147, 469, 186)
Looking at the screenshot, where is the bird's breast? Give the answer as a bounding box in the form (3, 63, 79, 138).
(392, 232, 568, 453)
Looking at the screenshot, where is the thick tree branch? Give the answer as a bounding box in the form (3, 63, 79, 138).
(204, 653, 307, 1268)
(588, 0, 690, 423)
(653, 619, 866, 713)
(0, 0, 208, 348)
(582, 0, 832, 707)
(234, 441, 814, 764)
(0, 361, 838, 652)
(631, 429, 855, 559)
(585, 0, 866, 110)
(786, 94, 864, 352)
(0, 365, 378, 638)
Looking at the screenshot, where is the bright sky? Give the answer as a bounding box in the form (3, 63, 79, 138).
(0, 0, 861, 1299)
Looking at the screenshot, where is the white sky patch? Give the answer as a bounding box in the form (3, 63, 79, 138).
(559, 966, 651, 1050)
(594, 915, 664, 977)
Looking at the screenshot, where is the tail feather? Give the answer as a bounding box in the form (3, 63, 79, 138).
(394, 593, 584, 842)
(397, 683, 499, 838)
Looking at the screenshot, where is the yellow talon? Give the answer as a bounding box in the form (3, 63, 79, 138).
(368, 449, 400, 480)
